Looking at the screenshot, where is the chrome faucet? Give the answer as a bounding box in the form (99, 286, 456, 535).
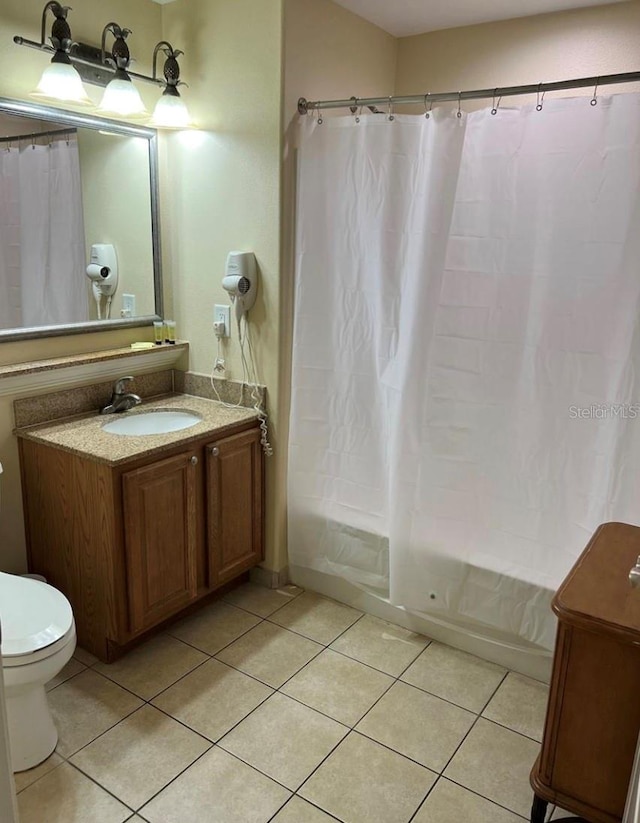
(100, 376, 142, 415)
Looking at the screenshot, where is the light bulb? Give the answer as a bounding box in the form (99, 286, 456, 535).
(98, 77, 147, 118)
(32, 62, 92, 106)
(152, 92, 192, 129)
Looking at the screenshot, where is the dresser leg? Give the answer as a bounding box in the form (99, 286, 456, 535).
(531, 795, 548, 823)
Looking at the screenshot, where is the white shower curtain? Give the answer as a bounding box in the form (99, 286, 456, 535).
(0, 149, 20, 329)
(0, 138, 87, 330)
(288, 94, 640, 649)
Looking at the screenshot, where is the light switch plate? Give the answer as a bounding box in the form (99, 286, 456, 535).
(122, 293, 136, 316)
(214, 304, 231, 337)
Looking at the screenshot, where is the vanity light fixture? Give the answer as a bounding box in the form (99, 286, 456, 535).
(13, 4, 192, 127)
(31, 2, 92, 106)
(97, 23, 147, 118)
(151, 42, 192, 129)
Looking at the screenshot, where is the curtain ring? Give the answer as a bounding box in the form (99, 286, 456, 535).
(388, 96, 394, 122)
(317, 107, 323, 125)
(457, 91, 463, 118)
(491, 88, 502, 116)
(356, 105, 363, 124)
(424, 93, 432, 119)
(536, 83, 545, 112)
(591, 77, 599, 106)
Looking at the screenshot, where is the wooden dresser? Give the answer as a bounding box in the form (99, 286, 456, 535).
(531, 522, 640, 823)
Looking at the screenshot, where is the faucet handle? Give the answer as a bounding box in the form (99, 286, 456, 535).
(113, 376, 134, 394)
(629, 555, 640, 588)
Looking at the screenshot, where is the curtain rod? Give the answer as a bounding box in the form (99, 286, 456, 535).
(0, 127, 77, 144)
(297, 70, 640, 114)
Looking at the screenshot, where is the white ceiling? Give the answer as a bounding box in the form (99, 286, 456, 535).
(331, 0, 629, 37)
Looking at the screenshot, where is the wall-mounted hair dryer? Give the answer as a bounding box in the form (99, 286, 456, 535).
(86, 244, 118, 320)
(222, 251, 258, 323)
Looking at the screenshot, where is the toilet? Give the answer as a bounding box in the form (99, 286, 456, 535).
(0, 464, 76, 772)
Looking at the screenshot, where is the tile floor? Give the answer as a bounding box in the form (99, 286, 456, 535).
(13, 584, 566, 823)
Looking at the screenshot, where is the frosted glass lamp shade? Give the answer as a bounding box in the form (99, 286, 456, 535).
(152, 93, 192, 129)
(98, 78, 148, 118)
(32, 62, 92, 106)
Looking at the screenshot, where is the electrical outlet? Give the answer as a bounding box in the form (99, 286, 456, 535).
(122, 293, 136, 316)
(214, 304, 230, 337)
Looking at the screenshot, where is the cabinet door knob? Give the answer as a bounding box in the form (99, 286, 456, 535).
(190, 456, 198, 465)
(210, 446, 219, 457)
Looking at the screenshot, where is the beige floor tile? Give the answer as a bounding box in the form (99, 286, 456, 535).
(330, 613, 429, 676)
(71, 704, 210, 810)
(269, 591, 362, 645)
(17, 762, 130, 823)
(300, 732, 436, 823)
(282, 648, 393, 726)
(401, 642, 506, 713)
(356, 681, 475, 771)
(483, 672, 549, 742)
(550, 806, 575, 820)
(94, 634, 208, 700)
(140, 746, 291, 823)
(219, 692, 348, 790)
(73, 647, 100, 667)
(152, 658, 273, 741)
(444, 718, 540, 818)
(48, 669, 143, 757)
(223, 582, 301, 617)
(216, 621, 322, 687)
(46, 657, 87, 692)
(413, 778, 525, 822)
(271, 796, 337, 822)
(166, 600, 261, 655)
(14, 752, 64, 793)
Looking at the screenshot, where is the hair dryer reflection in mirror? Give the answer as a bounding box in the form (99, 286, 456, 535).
(86, 243, 118, 320)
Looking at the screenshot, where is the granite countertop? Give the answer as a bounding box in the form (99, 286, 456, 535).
(15, 394, 258, 466)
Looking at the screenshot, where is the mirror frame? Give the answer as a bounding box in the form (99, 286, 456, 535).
(0, 96, 163, 342)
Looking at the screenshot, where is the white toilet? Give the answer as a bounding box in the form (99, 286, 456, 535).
(0, 463, 76, 772)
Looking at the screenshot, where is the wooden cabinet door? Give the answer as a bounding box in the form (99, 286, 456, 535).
(123, 451, 198, 635)
(206, 427, 264, 587)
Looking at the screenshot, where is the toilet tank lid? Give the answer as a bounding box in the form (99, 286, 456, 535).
(0, 573, 73, 657)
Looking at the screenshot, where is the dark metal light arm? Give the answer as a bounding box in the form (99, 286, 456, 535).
(152, 41, 184, 90)
(40, 1, 66, 45)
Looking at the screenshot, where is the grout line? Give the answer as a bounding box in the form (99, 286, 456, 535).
(407, 774, 441, 823)
(480, 715, 544, 744)
(437, 670, 509, 777)
(151, 680, 275, 746)
(60, 760, 137, 815)
(346, 728, 440, 774)
(269, 795, 344, 822)
(134, 745, 218, 816)
(443, 775, 530, 820)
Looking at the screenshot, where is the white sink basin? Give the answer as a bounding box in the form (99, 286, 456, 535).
(102, 410, 202, 436)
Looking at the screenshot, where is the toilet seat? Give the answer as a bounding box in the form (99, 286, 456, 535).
(0, 572, 74, 661)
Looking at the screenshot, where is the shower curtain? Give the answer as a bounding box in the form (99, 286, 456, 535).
(288, 94, 640, 649)
(0, 138, 87, 330)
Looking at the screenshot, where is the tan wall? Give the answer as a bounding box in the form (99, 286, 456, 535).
(160, 0, 285, 572)
(279, 0, 397, 574)
(0, 0, 162, 572)
(395, 1, 640, 108)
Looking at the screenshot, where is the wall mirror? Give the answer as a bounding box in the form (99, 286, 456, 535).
(0, 96, 162, 342)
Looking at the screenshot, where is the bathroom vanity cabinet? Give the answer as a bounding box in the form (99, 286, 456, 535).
(18, 421, 264, 662)
(530, 522, 640, 823)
